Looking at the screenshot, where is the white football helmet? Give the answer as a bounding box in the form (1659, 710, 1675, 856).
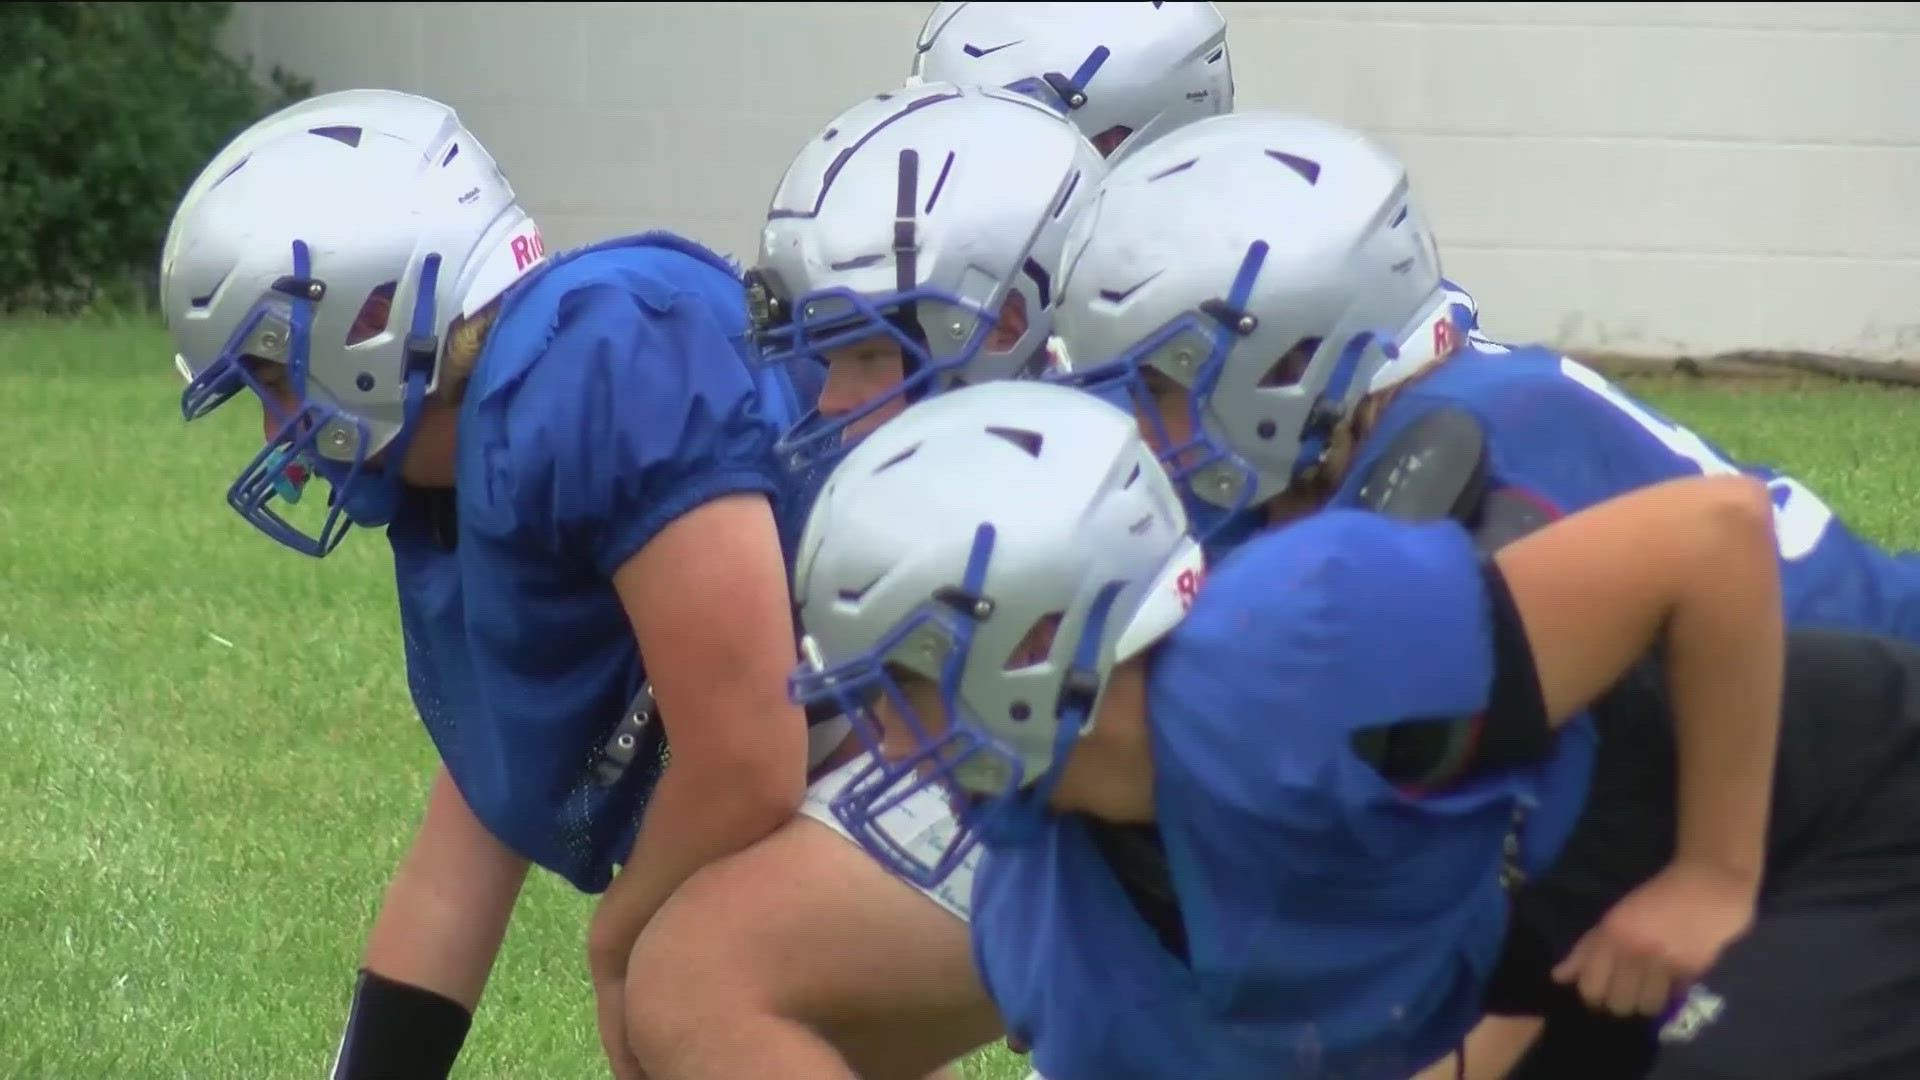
(911, 2, 1233, 161)
(1047, 111, 1452, 534)
(162, 91, 544, 556)
(792, 380, 1201, 886)
(750, 80, 1105, 479)
(160, 90, 507, 285)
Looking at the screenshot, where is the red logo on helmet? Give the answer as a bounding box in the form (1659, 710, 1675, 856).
(510, 229, 547, 272)
(1175, 567, 1203, 611)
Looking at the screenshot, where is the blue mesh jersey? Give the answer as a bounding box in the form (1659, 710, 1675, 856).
(385, 232, 817, 894)
(973, 513, 1597, 1080)
(971, 345, 1920, 1079)
(1333, 346, 1920, 643)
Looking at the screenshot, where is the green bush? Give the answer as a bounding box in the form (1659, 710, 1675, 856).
(0, 2, 312, 315)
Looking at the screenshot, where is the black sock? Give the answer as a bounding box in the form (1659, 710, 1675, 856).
(330, 969, 474, 1080)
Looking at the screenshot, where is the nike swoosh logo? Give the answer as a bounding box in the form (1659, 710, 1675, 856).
(1099, 271, 1164, 305)
(964, 41, 1019, 58)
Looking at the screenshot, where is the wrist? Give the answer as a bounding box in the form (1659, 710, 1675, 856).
(1669, 848, 1763, 891)
(1673, 788, 1768, 888)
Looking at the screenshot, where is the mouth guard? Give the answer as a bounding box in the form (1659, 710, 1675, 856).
(264, 447, 308, 505)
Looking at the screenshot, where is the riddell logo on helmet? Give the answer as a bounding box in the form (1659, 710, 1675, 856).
(510, 229, 547, 272)
(1175, 567, 1203, 610)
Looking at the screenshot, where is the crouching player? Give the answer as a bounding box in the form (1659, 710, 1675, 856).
(614, 82, 1103, 1080)
(797, 380, 1920, 1080)
(161, 91, 823, 1079)
(1039, 108, 1920, 1078)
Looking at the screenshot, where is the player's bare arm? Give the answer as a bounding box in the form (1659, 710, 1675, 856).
(588, 492, 809, 1073)
(1496, 474, 1781, 1016)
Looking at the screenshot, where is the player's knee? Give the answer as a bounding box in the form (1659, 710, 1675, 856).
(624, 875, 796, 1031)
(624, 935, 748, 1069)
(623, 991, 695, 1075)
(628, 919, 754, 1005)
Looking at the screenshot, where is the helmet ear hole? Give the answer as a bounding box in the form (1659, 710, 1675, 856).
(1091, 125, 1134, 158)
(1259, 338, 1320, 390)
(985, 290, 1030, 354)
(346, 281, 397, 346)
(1004, 611, 1065, 672)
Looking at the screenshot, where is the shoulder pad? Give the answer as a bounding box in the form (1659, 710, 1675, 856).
(1473, 489, 1557, 554)
(1352, 407, 1489, 526)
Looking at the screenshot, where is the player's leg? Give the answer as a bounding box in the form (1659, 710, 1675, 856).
(1645, 901, 1920, 1080)
(622, 754, 1005, 1080)
(333, 767, 531, 1078)
(360, 768, 530, 1001)
(1411, 1016, 1549, 1080)
(1648, 749, 1920, 1080)
(1502, 1006, 1652, 1079)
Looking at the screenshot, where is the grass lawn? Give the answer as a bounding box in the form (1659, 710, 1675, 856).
(6, 322, 1920, 1079)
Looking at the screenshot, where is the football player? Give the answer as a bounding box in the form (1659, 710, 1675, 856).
(161, 91, 824, 1080)
(791, 379, 1801, 1080)
(1023, 110, 1920, 1077)
(615, 82, 1102, 1080)
(911, 1, 1490, 342)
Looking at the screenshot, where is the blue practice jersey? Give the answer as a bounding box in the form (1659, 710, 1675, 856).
(1334, 346, 1920, 643)
(975, 344, 1920, 1078)
(386, 232, 812, 894)
(974, 512, 1597, 1080)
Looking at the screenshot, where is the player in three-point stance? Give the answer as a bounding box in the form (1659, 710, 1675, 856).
(616, 80, 1103, 1080)
(791, 378, 1800, 1080)
(162, 91, 823, 1080)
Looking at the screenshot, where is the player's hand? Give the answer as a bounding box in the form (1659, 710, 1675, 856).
(1551, 861, 1757, 1017)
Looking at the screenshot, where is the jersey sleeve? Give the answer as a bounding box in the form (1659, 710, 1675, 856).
(1359, 557, 1553, 789)
(1154, 511, 1510, 815)
(1148, 512, 1556, 1058)
(494, 281, 785, 577)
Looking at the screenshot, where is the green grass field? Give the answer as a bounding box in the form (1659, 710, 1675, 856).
(7, 322, 1920, 1080)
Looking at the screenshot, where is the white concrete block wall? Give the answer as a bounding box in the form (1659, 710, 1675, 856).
(223, 2, 1920, 362)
